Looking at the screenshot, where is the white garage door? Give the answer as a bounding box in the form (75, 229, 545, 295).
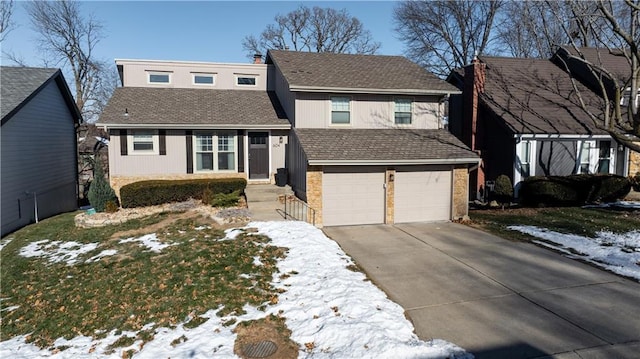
(323, 167, 385, 226)
(395, 166, 452, 223)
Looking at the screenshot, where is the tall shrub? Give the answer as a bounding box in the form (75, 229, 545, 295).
(87, 160, 118, 212)
(493, 175, 513, 208)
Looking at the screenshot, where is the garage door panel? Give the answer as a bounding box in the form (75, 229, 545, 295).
(323, 169, 385, 226)
(395, 167, 451, 223)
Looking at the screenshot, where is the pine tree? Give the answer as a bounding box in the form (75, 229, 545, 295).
(87, 160, 118, 212)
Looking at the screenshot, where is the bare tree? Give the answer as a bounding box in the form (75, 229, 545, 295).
(551, 0, 640, 151)
(394, 0, 502, 77)
(242, 5, 380, 58)
(26, 0, 111, 121)
(0, 0, 14, 42)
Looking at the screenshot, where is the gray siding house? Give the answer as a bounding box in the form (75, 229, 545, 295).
(1, 67, 81, 236)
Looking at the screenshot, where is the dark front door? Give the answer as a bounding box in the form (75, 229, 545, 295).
(249, 132, 269, 179)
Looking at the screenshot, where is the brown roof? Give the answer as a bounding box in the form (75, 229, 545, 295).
(98, 87, 290, 128)
(295, 128, 478, 164)
(479, 56, 607, 135)
(267, 50, 459, 94)
(559, 47, 631, 84)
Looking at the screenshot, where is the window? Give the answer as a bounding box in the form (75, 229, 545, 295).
(620, 88, 640, 108)
(195, 132, 236, 172)
(148, 72, 170, 84)
(193, 74, 215, 85)
(394, 98, 412, 124)
(579, 141, 592, 173)
(597, 141, 611, 173)
(519, 141, 531, 177)
(331, 97, 350, 124)
(236, 76, 256, 86)
(129, 130, 158, 154)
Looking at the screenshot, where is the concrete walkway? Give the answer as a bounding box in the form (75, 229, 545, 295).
(324, 223, 640, 359)
(244, 183, 292, 221)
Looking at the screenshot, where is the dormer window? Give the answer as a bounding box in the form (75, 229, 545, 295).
(148, 72, 171, 84)
(236, 75, 257, 86)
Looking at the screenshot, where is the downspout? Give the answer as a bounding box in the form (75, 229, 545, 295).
(34, 192, 39, 223)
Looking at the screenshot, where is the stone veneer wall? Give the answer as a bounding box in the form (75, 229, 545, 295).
(629, 150, 640, 175)
(452, 166, 470, 220)
(385, 169, 395, 224)
(305, 165, 323, 226)
(110, 173, 248, 199)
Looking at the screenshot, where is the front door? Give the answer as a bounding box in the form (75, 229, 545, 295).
(248, 132, 269, 179)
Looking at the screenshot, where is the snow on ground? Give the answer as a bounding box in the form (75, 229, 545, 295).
(1, 221, 471, 359)
(119, 233, 174, 253)
(0, 238, 12, 251)
(19, 240, 99, 266)
(509, 225, 640, 281)
(583, 201, 640, 210)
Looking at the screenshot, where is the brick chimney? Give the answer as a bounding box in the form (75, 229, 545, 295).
(253, 53, 262, 64)
(462, 56, 486, 200)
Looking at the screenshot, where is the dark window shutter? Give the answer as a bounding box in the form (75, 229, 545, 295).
(237, 130, 244, 173)
(120, 129, 128, 156)
(186, 130, 193, 173)
(159, 130, 166, 155)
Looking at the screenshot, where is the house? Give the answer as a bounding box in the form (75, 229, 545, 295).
(266, 50, 479, 226)
(447, 54, 632, 200)
(97, 57, 291, 195)
(1, 66, 81, 236)
(98, 51, 479, 227)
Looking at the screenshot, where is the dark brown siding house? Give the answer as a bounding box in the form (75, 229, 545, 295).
(448, 51, 632, 200)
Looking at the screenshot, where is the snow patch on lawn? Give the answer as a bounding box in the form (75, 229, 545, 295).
(1, 221, 470, 359)
(119, 234, 174, 253)
(509, 225, 640, 281)
(19, 240, 99, 266)
(0, 238, 12, 251)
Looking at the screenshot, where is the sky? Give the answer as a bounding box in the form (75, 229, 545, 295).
(1, 1, 404, 69)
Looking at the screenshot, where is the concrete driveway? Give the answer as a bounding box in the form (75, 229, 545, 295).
(323, 223, 640, 359)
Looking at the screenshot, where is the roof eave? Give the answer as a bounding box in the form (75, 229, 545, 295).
(307, 158, 480, 166)
(289, 85, 461, 96)
(95, 122, 291, 130)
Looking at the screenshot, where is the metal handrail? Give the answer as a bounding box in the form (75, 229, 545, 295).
(283, 195, 317, 226)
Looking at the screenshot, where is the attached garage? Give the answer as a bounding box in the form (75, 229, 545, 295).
(322, 167, 385, 226)
(394, 166, 452, 223)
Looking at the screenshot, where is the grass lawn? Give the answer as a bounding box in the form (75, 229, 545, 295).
(0, 210, 286, 351)
(469, 206, 640, 241)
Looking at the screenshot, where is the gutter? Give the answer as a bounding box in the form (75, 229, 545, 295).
(289, 85, 461, 96)
(96, 123, 291, 130)
(307, 157, 481, 166)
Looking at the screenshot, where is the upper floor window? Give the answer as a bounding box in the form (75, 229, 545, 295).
(620, 88, 639, 108)
(331, 97, 350, 124)
(148, 72, 171, 84)
(394, 98, 412, 124)
(236, 75, 257, 86)
(193, 73, 215, 85)
(129, 130, 158, 154)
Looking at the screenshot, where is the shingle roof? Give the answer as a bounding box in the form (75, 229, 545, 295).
(479, 56, 607, 135)
(98, 87, 290, 128)
(1, 66, 60, 120)
(267, 50, 459, 94)
(559, 47, 631, 84)
(295, 128, 478, 163)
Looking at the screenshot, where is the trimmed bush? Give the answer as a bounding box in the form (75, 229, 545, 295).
(87, 161, 119, 212)
(120, 178, 247, 208)
(520, 174, 630, 207)
(208, 191, 241, 208)
(493, 175, 513, 205)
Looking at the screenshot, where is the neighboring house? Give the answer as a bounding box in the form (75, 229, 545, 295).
(77, 123, 110, 205)
(266, 50, 479, 226)
(97, 57, 291, 195)
(1, 66, 81, 237)
(447, 54, 631, 200)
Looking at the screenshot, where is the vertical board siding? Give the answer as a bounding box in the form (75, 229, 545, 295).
(295, 93, 441, 129)
(1, 81, 78, 236)
(287, 132, 308, 200)
(270, 130, 288, 175)
(535, 140, 578, 176)
(274, 71, 295, 125)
